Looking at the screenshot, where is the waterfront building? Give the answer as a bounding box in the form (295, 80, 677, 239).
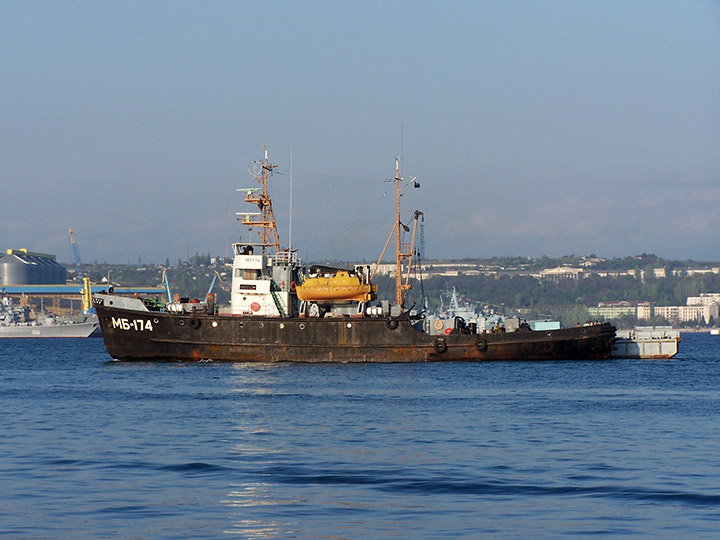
(649, 304, 718, 324)
(589, 301, 650, 319)
(686, 293, 720, 307)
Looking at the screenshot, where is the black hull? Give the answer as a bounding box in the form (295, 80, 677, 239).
(95, 304, 616, 362)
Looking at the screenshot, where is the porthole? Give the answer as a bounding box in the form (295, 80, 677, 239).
(299, 323, 306, 330)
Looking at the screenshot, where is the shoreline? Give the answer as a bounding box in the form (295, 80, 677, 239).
(615, 327, 718, 334)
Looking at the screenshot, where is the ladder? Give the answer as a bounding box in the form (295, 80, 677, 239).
(270, 280, 286, 317)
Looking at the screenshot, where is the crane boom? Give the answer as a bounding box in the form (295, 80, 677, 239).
(68, 228, 82, 277)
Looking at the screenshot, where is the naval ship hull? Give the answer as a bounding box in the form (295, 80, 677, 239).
(95, 303, 616, 362)
(0, 320, 99, 339)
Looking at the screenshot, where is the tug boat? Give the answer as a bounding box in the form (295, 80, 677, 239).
(93, 148, 616, 362)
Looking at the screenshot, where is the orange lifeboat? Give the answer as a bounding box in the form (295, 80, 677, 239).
(296, 270, 377, 303)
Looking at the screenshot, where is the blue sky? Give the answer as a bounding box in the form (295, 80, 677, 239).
(1, 1, 718, 264)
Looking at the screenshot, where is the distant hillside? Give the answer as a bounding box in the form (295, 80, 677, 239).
(69, 253, 720, 327)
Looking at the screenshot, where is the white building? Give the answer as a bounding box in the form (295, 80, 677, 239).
(647, 304, 719, 324)
(537, 267, 583, 282)
(589, 301, 650, 319)
(686, 293, 720, 306)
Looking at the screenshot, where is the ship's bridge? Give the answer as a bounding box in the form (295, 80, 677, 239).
(229, 243, 301, 317)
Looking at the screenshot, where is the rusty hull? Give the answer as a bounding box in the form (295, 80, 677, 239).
(95, 304, 616, 362)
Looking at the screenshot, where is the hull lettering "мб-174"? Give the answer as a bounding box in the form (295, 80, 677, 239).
(111, 317, 153, 332)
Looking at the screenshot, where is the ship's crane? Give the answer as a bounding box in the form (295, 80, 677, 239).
(68, 229, 82, 278)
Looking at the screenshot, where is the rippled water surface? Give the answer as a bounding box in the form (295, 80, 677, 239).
(2, 333, 720, 538)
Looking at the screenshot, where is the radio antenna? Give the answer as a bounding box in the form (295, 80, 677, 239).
(289, 147, 293, 254)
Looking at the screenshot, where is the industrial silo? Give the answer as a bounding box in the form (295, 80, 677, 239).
(0, 250, 67, 285)
(0, 251, 34, 284)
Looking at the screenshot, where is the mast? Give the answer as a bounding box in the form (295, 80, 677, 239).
(371, 157, 421, 308)
(289, 147, 293, 254)
(394, 158, 415, 308)
(240, 145, 281, 256)
(395, 159, 403, 306)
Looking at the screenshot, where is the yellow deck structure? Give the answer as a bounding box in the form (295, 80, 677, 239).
(296, 271, 377, 303)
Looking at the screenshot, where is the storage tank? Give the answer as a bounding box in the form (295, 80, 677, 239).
(29, 254, 47, 284)
(51, 258, 66, 283)
(0, 252, 33, 284)
(0, 250, 67, 285)
(37, 255, 53, 284)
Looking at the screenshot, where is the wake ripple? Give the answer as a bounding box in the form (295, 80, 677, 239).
(262, 465, 720, 507)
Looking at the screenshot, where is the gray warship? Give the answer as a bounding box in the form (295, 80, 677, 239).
(0, 297, 98, 338)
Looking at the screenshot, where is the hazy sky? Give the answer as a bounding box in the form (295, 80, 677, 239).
(2, 1, 718, 265)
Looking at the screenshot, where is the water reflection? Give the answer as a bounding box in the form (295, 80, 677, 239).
(222, 485, 299, 538)
(218, 362, 424, 538)
(221, 367, 300, 538)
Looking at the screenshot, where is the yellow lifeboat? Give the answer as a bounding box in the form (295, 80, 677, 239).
(296, 270, 377, 303)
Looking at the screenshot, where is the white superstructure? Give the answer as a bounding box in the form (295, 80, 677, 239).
(228, 244, 300, 317)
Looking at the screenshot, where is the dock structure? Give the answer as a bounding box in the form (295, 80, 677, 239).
(1, 283, 166, 316)
(1, 248, 165, 315)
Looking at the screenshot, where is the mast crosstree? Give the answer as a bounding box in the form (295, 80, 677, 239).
(238, 145, 281, 256)
(378, 158, 422, 309)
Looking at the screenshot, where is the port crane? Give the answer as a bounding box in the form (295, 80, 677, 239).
(69, 229, 94, 314)
(68, 229, 82, 278)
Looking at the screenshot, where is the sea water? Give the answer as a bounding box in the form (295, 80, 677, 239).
(1, 333, 719, 539)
